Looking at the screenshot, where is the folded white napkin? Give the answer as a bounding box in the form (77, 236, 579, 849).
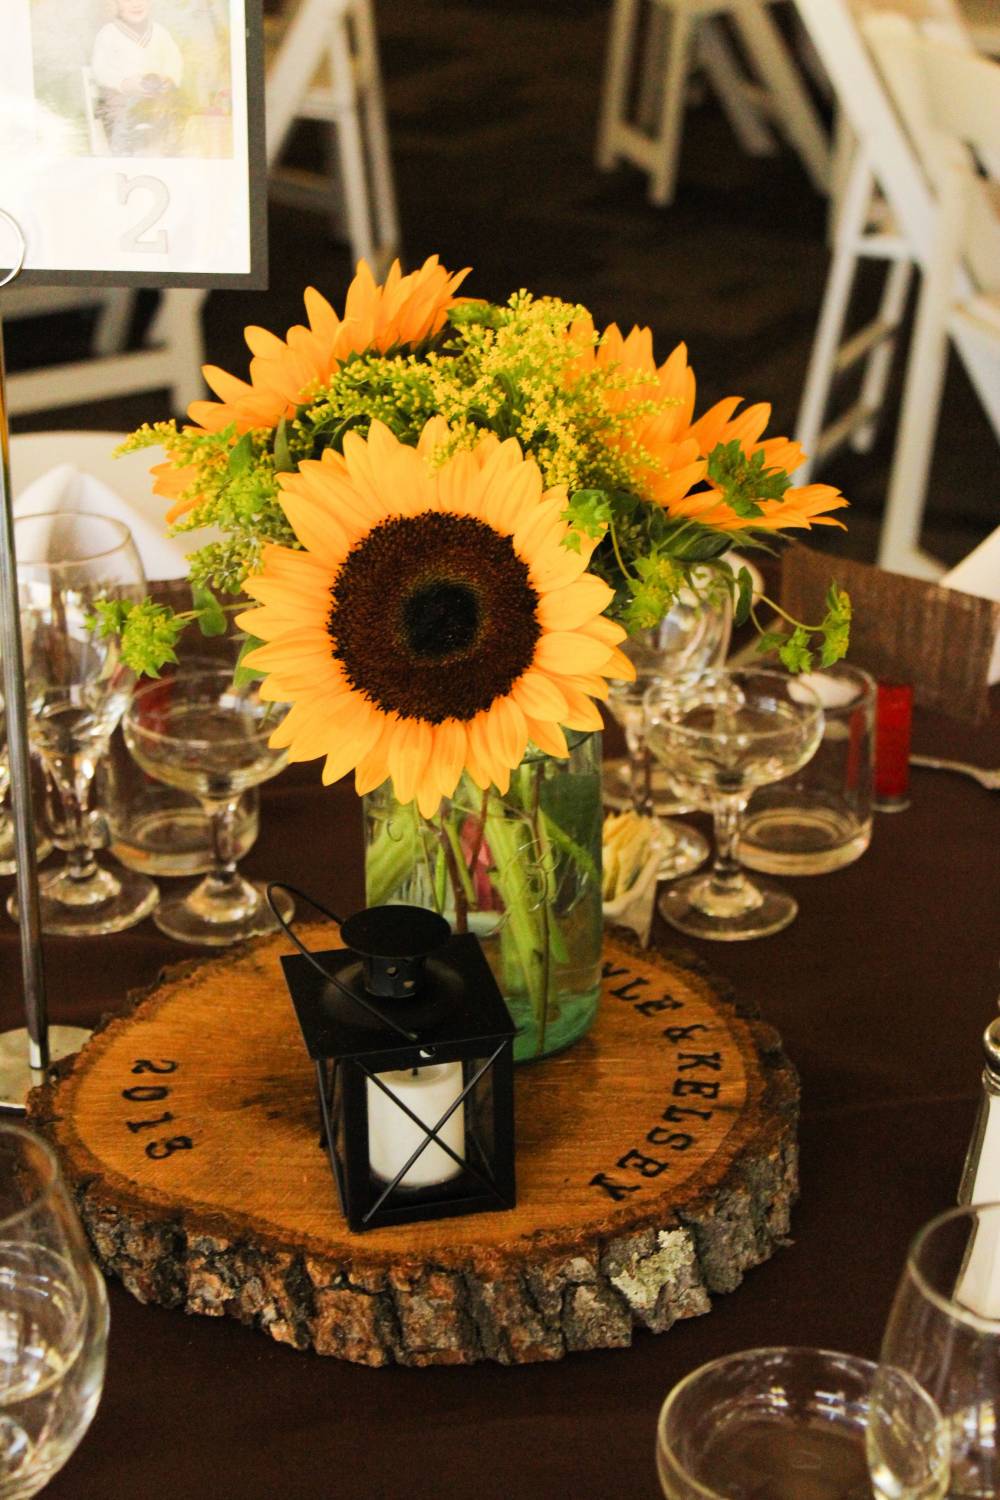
(13, 461, 189, 582)
(942, 525, 1000, 684)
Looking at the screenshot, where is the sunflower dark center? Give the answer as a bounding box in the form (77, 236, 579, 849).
(327, 511, 541, 723)
(402, 581, 480, 658)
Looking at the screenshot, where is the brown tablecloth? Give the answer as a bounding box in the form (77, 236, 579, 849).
(2, 700, 998, 1500)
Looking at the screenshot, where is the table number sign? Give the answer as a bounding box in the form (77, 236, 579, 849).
(0, 0, 267, 1104)
(0, 0, 266, 286)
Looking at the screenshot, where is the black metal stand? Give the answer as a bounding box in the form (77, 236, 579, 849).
(0, 210, 89, 1109)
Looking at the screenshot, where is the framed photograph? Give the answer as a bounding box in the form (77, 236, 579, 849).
(0, 0, 266, 287)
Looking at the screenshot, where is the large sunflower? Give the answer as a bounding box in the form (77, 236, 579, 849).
(235, 419, 634, 817)
(188, 256, 470, 436)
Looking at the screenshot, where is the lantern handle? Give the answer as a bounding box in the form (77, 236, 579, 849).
(265, 883, 421, 1044)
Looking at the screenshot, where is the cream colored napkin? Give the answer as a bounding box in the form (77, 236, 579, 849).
(14, 462, 189, 581)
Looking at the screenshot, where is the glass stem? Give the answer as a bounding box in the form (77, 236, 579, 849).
(625, 724, 653, 816)
(207, 797, 243, 895)
(47, 754, 98, 883)
(709, 791, 751, 899)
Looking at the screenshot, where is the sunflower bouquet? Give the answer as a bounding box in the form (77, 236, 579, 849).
(103, 255, 850, 1058)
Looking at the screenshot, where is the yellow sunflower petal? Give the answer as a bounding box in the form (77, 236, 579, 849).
(321, 701, 383, 786)
(536, 574, 615, 631)
(525, 717, 569, 758)
(511, 669, 569, 721)
(559, 685, 605, 731)
(534, 632, 620, 676)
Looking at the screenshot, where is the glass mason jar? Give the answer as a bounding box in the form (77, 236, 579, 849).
(364, 732, 603, 1063)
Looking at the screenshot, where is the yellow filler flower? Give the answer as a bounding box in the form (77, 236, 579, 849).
(188, 255, 470, 436)
(236, 419, 634, 817)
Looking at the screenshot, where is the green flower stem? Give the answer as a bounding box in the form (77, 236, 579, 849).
(484, 799, 554, 1045)
(365, 802, 422, 907)
(437, 820, 470, 933)
(443, 816, 477, 906)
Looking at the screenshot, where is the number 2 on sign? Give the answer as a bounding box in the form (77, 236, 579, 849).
(117, 175, 170, 254)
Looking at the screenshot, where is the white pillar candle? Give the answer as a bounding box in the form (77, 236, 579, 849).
(366, 1061, 466, 1188)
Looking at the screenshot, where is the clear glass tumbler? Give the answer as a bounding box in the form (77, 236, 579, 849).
(0, 1124, 109, 1499)
(880, 1202, 1000, 1497)
(740, 663, 875, 875)
(656, 1346, 949, 1500)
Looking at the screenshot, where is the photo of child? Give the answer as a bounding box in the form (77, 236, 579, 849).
(30, 0, 234, 159)
(91, 0, 185, 155)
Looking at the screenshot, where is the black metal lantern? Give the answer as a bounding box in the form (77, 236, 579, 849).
(277, 900, 516, 1232)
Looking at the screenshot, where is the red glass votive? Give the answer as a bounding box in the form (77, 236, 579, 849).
(874, 680, 913, 811)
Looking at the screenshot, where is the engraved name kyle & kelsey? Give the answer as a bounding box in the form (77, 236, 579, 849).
(590, 961, 737, 1202)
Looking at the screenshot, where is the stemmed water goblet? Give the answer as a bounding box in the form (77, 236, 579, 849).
(0, 1123, 109, 1499)
(880, 1201, 1000, 1498)
(9, 513, 158, 935)
(123, 665, 292, 946)
(644, 667, 824, 940)
(605, 587, 732, 880)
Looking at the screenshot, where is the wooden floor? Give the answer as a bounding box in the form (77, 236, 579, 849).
(8, 0, 997, 568)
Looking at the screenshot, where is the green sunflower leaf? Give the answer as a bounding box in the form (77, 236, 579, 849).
(273, 418, 295, 474)
(734, 566, 754, 627)
(191, 584, 227, 638)
(233, 634, 266, 689)
(227, 431, 256, 479)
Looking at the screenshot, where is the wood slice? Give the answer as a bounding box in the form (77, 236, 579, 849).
(28, 928, 798, 1367)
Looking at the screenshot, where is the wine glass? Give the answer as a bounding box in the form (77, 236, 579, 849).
(123, 666, 292, 946)
(0, 1123, 109, 1499)
(9, 513, 158, 935)
(880, 1202, 1000, 1497)
(644, 668, 824, 941)
(656, 1346, 950, 1500)
(605, 588, 731, 880)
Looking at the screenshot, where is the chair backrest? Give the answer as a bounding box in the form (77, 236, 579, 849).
(862, 12, 1000, 292)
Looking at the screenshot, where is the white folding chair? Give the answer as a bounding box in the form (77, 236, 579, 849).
(861, 14, 1000, 577)
(596, 0, 831, 207)
(2, 285, 206, 422)
(265, 0, 399, 275)
(791, 0, 1000, 513)
(793, 0, 972, 485)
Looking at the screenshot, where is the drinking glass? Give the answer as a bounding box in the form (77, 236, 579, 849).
(605, 589, 731, 880)
(9, 513, 158, 935)
(644, 668, 824, 941)
(0, 1123, 109, 1499)
(123, 666, 292, 946)
(740, 663, 876, 876)
(656, 1346, 950, 1500)
(880, 1202, 1000, 1497)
